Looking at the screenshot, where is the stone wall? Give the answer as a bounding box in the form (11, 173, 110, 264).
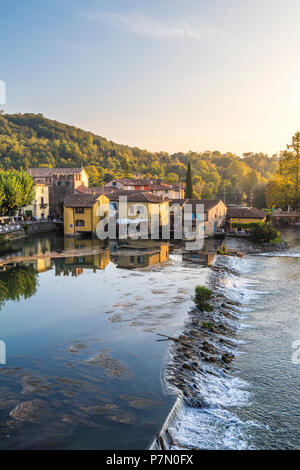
(25, 222, 63, 236)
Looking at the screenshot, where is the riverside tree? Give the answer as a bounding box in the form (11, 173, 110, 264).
(0, 169, 35, 215)
(266, 132, 300, 209)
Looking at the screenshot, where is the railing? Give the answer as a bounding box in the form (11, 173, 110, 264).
(0, 224, 21, 233)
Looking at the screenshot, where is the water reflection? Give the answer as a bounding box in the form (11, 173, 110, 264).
(111, 240, 169, 269)
(0, 265, 38, 310)
(0, 233, 210, 449)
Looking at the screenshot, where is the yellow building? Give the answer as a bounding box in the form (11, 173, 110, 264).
(23, 183, 50, 220)
(64, 192, 109, 236)
(227, 207, 266, 232)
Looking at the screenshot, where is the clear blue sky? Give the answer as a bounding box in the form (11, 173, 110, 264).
(1, 0, 300, 156)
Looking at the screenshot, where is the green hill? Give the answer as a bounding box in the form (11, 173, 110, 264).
(0, 112, 278, 206)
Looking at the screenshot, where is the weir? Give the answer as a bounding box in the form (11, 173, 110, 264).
(148, 395, 184, 450)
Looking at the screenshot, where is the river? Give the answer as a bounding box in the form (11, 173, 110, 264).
(0, 229, 299, 449)
(0, 234, 214, 449)
(166, 227, 300, 450)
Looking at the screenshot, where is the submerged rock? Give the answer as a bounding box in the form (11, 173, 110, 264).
(120, 395, 160, 409)
(85, 350, 132, 380)
(10, 400, 49, 422)
(21, 375, 53, 396)
(68, 341, 87, 353)
(222, 353, 234, 364)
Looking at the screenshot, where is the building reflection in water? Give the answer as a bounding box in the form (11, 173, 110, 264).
(54, 238, 110, 276)
(111, 240, 169, 269)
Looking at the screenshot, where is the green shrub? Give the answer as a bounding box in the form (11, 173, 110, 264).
(250, 223, 280, 243)
(192, 285, 213, 311)
(216, 243, 228, 255)
(201, 321, 215, 329)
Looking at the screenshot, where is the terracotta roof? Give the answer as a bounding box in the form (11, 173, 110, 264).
(227, 207, 266, 219)
(149, 183, 173, 190)
(75, 185, 111, 195)
(108, 178, 150, 186)
(64, 192, 100, 208)
(169, 198, 187, 206)
(28, 168, 85, 177)
(109, 190, 166, 203)
(188, 199, 224, 212)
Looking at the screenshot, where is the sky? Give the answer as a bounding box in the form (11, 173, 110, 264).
(1, 0, 300, 156)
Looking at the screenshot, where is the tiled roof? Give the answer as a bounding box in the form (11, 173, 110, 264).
(149, 183, 173, 190)
(75, 185, 112, 195)
(227, 207, 266, 219)
(109, 190, 166, 203)
(169, 198, 187, 206)
(109, 178, 150, 186)
(28, 168, 84, 177)
(64, 192, 100, 207)
(187, 199, 224, 212)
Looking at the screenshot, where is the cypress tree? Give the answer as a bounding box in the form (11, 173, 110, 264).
(185, 161, 193, 198)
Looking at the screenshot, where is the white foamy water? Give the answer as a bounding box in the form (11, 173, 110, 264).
(167, 253, 263, 450)
(166, 228, 300, 450)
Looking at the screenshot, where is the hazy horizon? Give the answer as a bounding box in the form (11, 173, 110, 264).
(1, 0, 300, 157)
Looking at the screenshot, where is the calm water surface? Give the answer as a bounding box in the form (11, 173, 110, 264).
(0, 234, 211, 449)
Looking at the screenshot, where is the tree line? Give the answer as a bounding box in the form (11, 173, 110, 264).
(0, 112, 284, 208)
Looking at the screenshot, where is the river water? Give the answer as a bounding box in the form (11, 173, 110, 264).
(167, 227, 300, 450)
(0, 230, 299, 449)
(0, 234, 214, 449)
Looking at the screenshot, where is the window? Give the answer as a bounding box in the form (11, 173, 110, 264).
(75, 220, 85, 227)
(130, 256, 135, 264)
(112, 181, 117, 187)
(138, 256, 144, 264)
(75, 207, 84, 214)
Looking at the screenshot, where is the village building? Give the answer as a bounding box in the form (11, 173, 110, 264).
(104, 178, 184, 199)
(226, 207, 266, 232)
(169, 198, 227, 238)
(27, 168, 89, 218)
(105, 178, 151, 191)
(64, 192, 109, 237)
(147, 182, 184, 199)
(23, 183, 50, 220)
(108, 190, 169, 235)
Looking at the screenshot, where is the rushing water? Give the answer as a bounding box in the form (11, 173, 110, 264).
(168, 227, 300, 450)
(0, 233, 214, 450)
